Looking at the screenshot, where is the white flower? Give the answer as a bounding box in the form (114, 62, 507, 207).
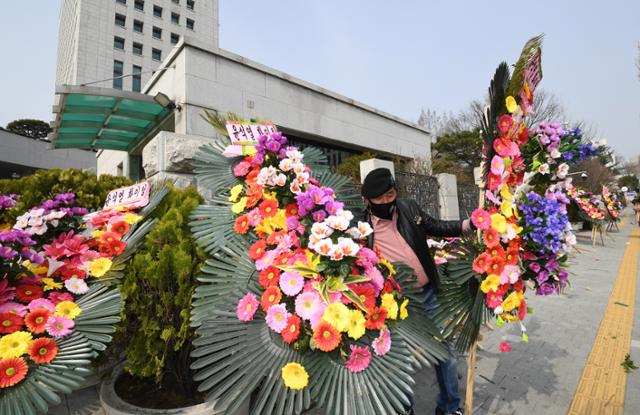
(273, 174, 287, 187)
(28, 216, 44, 227)
(346, 227, 361, 239)
(31, 225, 48, 235)
(556, 163, 570, 179)
(538, 163, 550, 175)
(289, 181, 302, 194)
(337, 237, 360, 257)
(550, 148, 561, 159)
(51, 211, 67, 219)
(31, 208, 45, 217)
(337, 209, 354, 222)
(286, 149, 304, 163)
(64, 277, 89, 295)
(356, 222, 373, 238)
(295, 172, 310, 185)
(325, 215, 350, 231)
(308, 234, 323, 250)
(279, 158, 293, 172)
(313, 238, 335, 256)
(14, 217, 28, 229)
(311, 222, 333, 239)
(330, 249, 345, 261)
(292, 163, 305, 175)
(566, 234, 577, 245)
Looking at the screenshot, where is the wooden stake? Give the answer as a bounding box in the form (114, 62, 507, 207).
(464, 341, 478, 414)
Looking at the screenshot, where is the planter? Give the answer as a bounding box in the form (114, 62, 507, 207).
(100, 363, 246, 415)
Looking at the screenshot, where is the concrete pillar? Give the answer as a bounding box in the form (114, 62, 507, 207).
(437, 173, 460, 220)
(359, 159, 395, 183)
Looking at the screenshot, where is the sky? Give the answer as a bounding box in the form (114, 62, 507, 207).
(1, 0, 639, 161)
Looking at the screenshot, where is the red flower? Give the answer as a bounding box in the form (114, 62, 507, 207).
(15, 285, 43, 303)
(48, 292, 74, 305)
(497, 115, 513, 133)
(482, 229, 501, 248)
(246, 170, 260, 185)
(266, 231, 286, 246)
(487, 245, 506, 259)
(284, 203, 299, 217)
(518, 299, 527, 321)
(260, 286, 282, 312)
(233, 215, 250, 234)
(101, 232, 121, 244)
(513, 280, 524, 292)
(487, 173, 501, 191)
(505, 248, 519, 266)
(472, 253, 491, 274)
(107, 239, 127, 256)
(281, 315, 301, 344)
(350, 285, 376, 312)
(249, 240, 268, 260)
(28, 337, 58, 364)
(59, 261, 87, 281)
(110, 220, 130, 236)
(493, 138, 510, 157)
(274, 251, 293, 267)
(246, 194, 262, 209)
(258, 199, 279, 218)
(0, 313, 23, 334)
(24, 309, 52, 334)
(498, 342, 511, 353)
(258, 267, 281, 288)
(365, 307, 387, 330)
(486, 257, 505, 276)
(312, 321, 341, 352)
(0, 357, 28, 388)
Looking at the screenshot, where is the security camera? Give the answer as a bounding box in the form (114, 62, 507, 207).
(580, 173, 588, 179)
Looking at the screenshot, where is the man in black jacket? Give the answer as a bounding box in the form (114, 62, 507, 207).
(362, 167, 471, 415)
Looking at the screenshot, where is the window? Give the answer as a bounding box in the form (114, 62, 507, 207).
(152, 48, 162, 61)
(116, 0, 126, 5)
(187, 0, 194, 10)
(152, 26, 162, 39)
(170, 33, 179, 44)
(114, 13, 126, 27)
(171, 12, 180, 24)
(113, 61, 123, 90)
(133, 42, 143, 55)
(186, 18, 194, 30)
(134, 0, 144, 10)
(153, 5, 162, 17)
(113, 36, 125, 50)
(132, 65, 142, 92)
(133, 19, 144, 33)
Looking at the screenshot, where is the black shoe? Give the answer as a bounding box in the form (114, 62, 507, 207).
(435, 408, 463, 415)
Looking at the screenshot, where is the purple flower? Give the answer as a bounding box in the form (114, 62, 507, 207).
(0, 245, 18, 259)
(252, 152, 264, 165)
(536, 270, 550, 284)
(266, 140, 281, 152)
(536, 283, 558, 296)
(312, 210, 327, 223)
(529, 262, 541, 273)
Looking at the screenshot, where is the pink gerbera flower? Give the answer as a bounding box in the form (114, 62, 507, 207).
(490, 156, 505, 176)
(0, 302, 28, 317)
(265, 304, 290, 333)
(372, 328, 391, 356)
(28, 298, 55, 313)
(236, 292, 259, 321)
(471, 209, 491, 231)
(486, 289, 503, 309)
(346, 345, 372, 373)
(45, 314, 75, 338)
(279, 271, 304, 297)
(48, 292, 74, 305)
(294, 290, 324, 321)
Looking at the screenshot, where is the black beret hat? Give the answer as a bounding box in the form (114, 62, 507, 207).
(361, 168, 395, 199)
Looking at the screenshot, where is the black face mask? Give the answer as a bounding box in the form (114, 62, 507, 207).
(369, 200, 396, 220)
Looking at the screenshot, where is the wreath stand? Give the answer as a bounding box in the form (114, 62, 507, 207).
(590, 221, 605, 247)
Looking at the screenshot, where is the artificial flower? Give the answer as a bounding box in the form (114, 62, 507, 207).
(258, 266, 281, 288)
(0, 331, 32, 358)
(490, 214, 507, 234)
(15, 285, 43, 303)
(281, 362, 308, 390)
(229, 184, 244, 202)
(490, 156, 505, 176)
(498, 114, 513, 133)
(399, 298, 409, 320)
(346, 345, 372, 373)
(486, 290, 503, 309)
(249, 240, 267, 260)
(365, 307, 387, 330)
(500, 292, 522, 312)
(0, 357, 28, 388)
(281, 315, 301, 344)
(27, 299, 55, 313)
(45, 315, 74, 338)
(480, 274, 500, 294)
(279, 271, 304, 297)
(482, 228, 501, 248)
(294, 290, 323, 320)
(24, 309, 51, 334)
(0, 313, 23, 334)
(233, 214, 250, 234)
(123, 213, 142, 225)
(312, 320, 341, 352)
(372, 328, 391, 356)
(471, 209, 491, 230)
(499, 342, 511, 352)
(261, 286, 282, 312)
(89, 257, 112, 278)
(236, 293, 259, 321)
(0, 303, 27, 317)
(380, 293, 398, 320)
(346, 309, 366, 340)
(64, 277, 89, 295)
(472, 253, 491, 274)
(322, 303, 351, 332)
(265, 303, 290, 333)
(42, 278, 62, 291)
(28, 337, 58, 364)
(259, 199, 279, 218)
(231, 197, 248, 214)
(349, 284, 376, 312)
(505, 96, 518, 113)
(500, 200, 514, 218)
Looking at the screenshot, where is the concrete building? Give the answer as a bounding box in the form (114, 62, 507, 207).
(56, 0, 218, 92)
(0, 129, 95, 179)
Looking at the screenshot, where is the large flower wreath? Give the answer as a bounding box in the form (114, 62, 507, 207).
(0, 188, 165, 414)
(188, 114, 450, 415)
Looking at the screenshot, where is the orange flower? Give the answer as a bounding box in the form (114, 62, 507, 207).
(259, 199, 279, 218)
(233, 215, 250, 234)
(100, 232, 121, 244)
(482, 229, 501, 248)
(110, 220, 130, 236)
(258, 267, 281, 288)
(486, 257, 506, 276)
(349, 285, 376, 312)
(365, 307, 387, 330)
(28, 337, 58, 364)
(0, 357, 28, 388)
(24, 309, 52, 334)
(505, 248, 519, 266)
(261, 286, 282, 312)
(312, 321, 341, 352)
(487, 245, 506, 259)
(281, 315, 301, 344)
(249, 240, 268, 260)
(472, 253, 491, 274)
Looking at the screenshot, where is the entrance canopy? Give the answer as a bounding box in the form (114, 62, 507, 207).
(50, 85, 173, 152)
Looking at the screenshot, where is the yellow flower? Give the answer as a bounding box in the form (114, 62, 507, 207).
(500, 185, 513, 201)
(490, 213, 507, 234)
(91, 229, 106, 239)
(322, 303, 351, 332)
(399, 298, 409, 320)
(500, 313, 518, 322)
(23, 261, 48, 276)
(231, 197, 248, 214)
(42, 278, 63, 291)
(480, 274, 501, 294)
(500, 201, 514, 218)
(271, 209, 288, 231)
(55, 301, 82, 319)
(90, 257, 113, 278)
(229, 184, 244, 202)
(379, 258, 395, 275)
(0, 331, 33, 358)
(347, 309, 366, 340)
(281, 362, 308, 390)
(123, 213, 142, 225)
(505, 96, 518, 113)
(500, 292, 522, 312)
(381, 293, 398, 320)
